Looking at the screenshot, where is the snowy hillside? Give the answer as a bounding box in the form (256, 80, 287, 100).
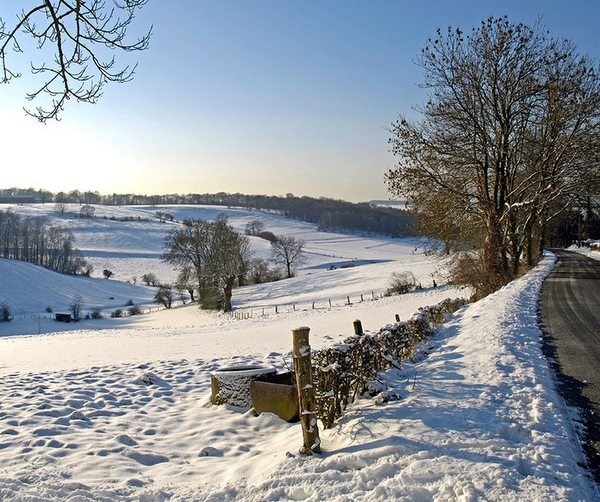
(0, 258, 156, 317)
(0, 203, 429, 287)
(0, 254, 595, 500)
(1, 203, 442, 336)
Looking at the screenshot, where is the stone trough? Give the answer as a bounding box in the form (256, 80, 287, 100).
(250, 372, 299, 422)
(210, 365, 276, 407)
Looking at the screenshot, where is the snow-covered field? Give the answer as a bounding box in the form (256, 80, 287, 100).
(0, 203, 441, 337)
(0, 253, 596, 500)
(0, 204, 596, 500)
(0, 203, 432, 289)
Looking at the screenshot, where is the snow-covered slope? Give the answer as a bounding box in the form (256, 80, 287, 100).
(1, 203, 442, 337)
(0, 258, 156, 318)
(0, 203, 429, 287)
(0, 255, 595, 500)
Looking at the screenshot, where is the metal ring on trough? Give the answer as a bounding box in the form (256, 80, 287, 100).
(210, 365, 276, 407)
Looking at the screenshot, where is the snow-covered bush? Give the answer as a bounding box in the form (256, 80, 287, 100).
(311, 297, 466, 428)
(111, 309, 123, 318)
(90, 309, 102, 319)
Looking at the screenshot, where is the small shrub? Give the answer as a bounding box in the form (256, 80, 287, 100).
(90, 309, 103, 319)
(386, 271, 417, 295)
(45, 306, 53, 313)
(128, 305, 142, 316)
(69, 294, 84, 320)
(0, 302, 12, 322)
(257, 231, 278, 243)
(111, 309, 123, 318)
(449, 252, 510, 300)
(125, 299, 134, 306)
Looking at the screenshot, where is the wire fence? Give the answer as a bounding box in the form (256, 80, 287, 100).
(225, 290, 390, 320)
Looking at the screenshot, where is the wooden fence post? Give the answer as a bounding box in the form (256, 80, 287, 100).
(292, 327, 321, 455)
(395, 314, 400, 322)
(353, 319, 363, 335)
(328, 299, 332, 307)
(360, 294, 364, 302)
(347, 295, 351, 305)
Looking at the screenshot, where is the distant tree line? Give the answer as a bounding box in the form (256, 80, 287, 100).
(0, 209, 90, 275)
(0, 188, 415, 237)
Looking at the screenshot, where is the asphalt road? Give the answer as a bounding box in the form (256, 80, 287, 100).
(540, 249, 600, 481)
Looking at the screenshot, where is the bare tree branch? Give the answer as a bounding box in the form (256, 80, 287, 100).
(0, 0, 151, 121)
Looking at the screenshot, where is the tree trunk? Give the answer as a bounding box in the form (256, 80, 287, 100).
(222, 277, 235, 312)
(538, 213, 547, 260)
(483, 214, 511, 292)
(187, 288, 195, 303)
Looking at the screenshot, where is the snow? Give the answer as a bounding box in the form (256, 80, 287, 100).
(0, 257, 157, 318)
(0, 204, 596, 500)
(0, 202, 435, 291)
(568, 243, 600, 261)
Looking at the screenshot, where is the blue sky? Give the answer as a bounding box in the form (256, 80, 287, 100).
(0, 1, 598, 202)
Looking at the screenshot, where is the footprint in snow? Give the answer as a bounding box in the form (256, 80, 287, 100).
(126, 478, 145, 487)
(126, 451, 169, 466)
(69, 411, 89, 421)
(115, 434, 138, 446)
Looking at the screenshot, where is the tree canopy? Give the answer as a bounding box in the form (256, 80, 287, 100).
(162, 216, 250, 312)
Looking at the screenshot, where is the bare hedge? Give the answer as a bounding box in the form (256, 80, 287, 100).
(311, 297, 467, 428)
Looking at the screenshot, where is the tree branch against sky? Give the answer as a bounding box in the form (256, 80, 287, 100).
(0, 0, 151, 122)
(387, 16, 600, 296)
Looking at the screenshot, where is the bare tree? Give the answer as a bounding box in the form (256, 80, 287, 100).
(141, 272, 158, 286)
(54, 202, 66, 214)
(0, 1, 151, 121)
(270, 236, 307, 279)
(386, 17, 600, 296)
(154, 285, 173, 309)
(69, 293, 83, 319)
(244, 219, 264, 236)
(162, 216, 251, 312)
